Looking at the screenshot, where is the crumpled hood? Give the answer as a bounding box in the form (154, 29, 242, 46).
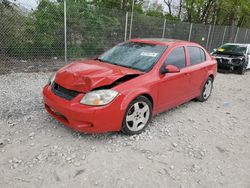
(55, 60, 143, 93)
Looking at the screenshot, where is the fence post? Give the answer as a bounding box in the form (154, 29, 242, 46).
(208, 21, 216, 51)
(120, 0, 123, 9)
(243, 29, 248, 43)
(162, 19, 166, 38)
(247, 29, 250, 43)
(124, 12, 128, 41)
(234, 27, 239, 43)
(188, 23, 193, 41)
(129, 0, 135, 40)
(64, 0, 67, 64)
(221, 26, 227, 45)
(207, 16, 217, 51)
(206, 25, 212, 49)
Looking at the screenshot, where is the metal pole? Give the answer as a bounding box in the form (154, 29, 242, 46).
(120, 0, 123, 9)
(208, 17, 217, 51)
(243, 29, 248, 43)
(234, 27, 239, 43)
(221, 26, 227, 45)
(206, 25, 212, 49)
(129, 0, 134, 40)
(188, 23, 193, 41)
(162, 19, 166, 38)
(124, 12, 128, 41)
(246, 29, 250, 43)
(64, 0, 67, 64)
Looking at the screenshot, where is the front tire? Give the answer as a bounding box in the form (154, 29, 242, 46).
(121, 96, 152, 135)
(238, 63, 247, 75)
(196, 77, 213, 102)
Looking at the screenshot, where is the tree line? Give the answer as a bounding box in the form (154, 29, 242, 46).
(2, 0, 250, 27)
(86, 0, 250, 27)
(0, 0, 249, 59)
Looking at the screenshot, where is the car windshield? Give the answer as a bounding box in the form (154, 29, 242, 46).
(215, 44, 247, 55)
(98, 42, 167, 72)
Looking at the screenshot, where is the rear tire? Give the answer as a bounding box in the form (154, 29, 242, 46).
(121, 96, 152, 135)
(196, 77, 213, 102)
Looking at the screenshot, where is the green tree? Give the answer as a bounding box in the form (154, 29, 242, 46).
(145, 2, 164, 17)
(26, 0, 122, 58)
(181, 0, 250, 27)
(29, 0, 64, 57)
(65, 0, 122, 57)
(0, 0, 30, 57)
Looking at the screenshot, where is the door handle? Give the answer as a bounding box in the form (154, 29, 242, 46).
(184, 73, 190, 76)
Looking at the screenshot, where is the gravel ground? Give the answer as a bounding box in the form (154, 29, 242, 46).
(0, 58, 65, 75)
(0, 71, 250, 188)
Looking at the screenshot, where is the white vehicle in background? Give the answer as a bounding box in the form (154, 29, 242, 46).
(211, 43, 250, 74)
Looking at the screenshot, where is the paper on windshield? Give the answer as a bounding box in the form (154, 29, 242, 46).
(217, 48, 225, 52)
(140, 52, 158, 57)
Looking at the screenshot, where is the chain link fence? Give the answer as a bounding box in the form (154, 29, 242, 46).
(0, 1, 65, 74)
(67, 4, 127, 59)
(1, 1, 250, 74)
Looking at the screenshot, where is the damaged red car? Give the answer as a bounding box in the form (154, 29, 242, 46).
(43, 38, 217, 135)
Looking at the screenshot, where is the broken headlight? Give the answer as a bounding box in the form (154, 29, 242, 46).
(80, 89, 119, 106)
(232, 58, 244, 64)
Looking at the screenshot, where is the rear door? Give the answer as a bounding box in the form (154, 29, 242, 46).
(186, 46, 207, 97)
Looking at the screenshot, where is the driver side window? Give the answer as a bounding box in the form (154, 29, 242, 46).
(164, 47, 186, 69)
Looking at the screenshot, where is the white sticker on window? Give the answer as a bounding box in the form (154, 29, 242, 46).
(140, 52, 158, 57)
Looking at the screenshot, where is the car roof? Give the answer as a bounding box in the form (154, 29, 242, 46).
(130, 38, 198, 47)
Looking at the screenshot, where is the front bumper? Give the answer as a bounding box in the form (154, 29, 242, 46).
(216, 58, 244, 72)
(43, 85, 125, 133)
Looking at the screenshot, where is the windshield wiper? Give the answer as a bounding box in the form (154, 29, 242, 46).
(95, 58, 143, 71)
(95, 57, 114, 64)
(113, 63, 145, 72)
(112, 63, 133, 69)
(96, 57, 130, 68)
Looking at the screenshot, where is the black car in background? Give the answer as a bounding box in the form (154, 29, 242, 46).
(211, 43, 250, 74)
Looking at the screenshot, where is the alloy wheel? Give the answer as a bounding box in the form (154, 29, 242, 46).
(203, 79, 212, 99)
(126, 101, 150, 132)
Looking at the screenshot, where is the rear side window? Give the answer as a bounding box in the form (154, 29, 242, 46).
(165, 47, 186, 68)
(188, 47, 206, 65)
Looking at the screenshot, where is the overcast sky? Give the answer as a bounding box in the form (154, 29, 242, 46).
(9, 0, 38, 10)
(9, 0, 170, 11)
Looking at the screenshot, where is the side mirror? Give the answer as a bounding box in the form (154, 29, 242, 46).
(160, 64, 180, 74)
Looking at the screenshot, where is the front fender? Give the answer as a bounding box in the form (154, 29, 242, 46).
(120, 88, 154, 113)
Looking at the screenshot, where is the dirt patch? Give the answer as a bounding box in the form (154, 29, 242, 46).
(0, 57, 86, 75)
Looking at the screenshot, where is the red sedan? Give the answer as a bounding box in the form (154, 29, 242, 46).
(43, 38, 217, 135)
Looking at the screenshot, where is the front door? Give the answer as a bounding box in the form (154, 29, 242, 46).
(157, 47, 190, 112)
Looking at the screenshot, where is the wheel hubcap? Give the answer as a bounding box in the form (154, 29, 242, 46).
(203, 80, 212, 99)
(126, 101, 150, 132)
